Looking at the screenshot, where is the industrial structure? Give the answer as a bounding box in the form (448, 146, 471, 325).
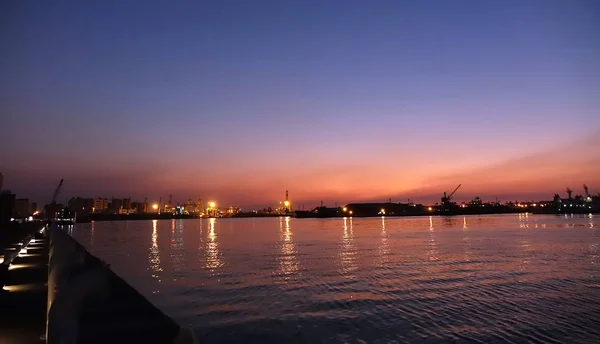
(43, 179, 64, 220)
(441, 184, 462, 207)
(5, 181, 599, 222)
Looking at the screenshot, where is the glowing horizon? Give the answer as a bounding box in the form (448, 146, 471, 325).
(3, 132, 599, 208)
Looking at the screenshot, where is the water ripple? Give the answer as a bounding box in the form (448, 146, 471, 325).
(74, 215, 600, 343)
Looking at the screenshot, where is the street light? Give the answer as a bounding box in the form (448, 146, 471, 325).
(152, 204, 159, 210)
(209, 201, 216, 209)
(342, 207, 347, 212)
(283, 200, 290, 207)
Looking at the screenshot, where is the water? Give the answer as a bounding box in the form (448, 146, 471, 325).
(72, 214, 600, 343)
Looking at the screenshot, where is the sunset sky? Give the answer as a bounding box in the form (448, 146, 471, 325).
(2, 0, 599, 208)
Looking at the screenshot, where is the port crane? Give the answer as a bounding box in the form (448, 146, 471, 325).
(566, 187, 573, 199)
(45, 179, 64, 219)
(441, 184, 461, 206)
(51, 179, 64, 204)
(584, 184, 590, 198)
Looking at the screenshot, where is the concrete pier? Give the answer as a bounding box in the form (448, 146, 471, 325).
(0, 223, 196, 344)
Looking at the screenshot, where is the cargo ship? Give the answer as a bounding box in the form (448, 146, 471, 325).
(294, 206, 343, 218)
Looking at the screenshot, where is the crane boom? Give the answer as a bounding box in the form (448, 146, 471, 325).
(51, 179, 64, 204)
(448, 184, 462, 199)
(566, 187, 573, 199)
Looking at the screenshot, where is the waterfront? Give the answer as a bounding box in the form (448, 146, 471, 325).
(71, 215, 600, 343)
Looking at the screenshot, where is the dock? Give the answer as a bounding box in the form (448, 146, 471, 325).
(0, 223, 47, 343)
(0, 222, 197, 344)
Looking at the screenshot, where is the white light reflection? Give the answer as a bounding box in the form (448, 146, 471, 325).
(197, 218, 204, 266)
(277, 216, 299, 281)
(205, 218, 222, 272)
(462, 217, 471, 262)
(379, 216, 390, 264)
(149, 220, 163, 291)
(428, 216, 438, 261)
(589, 243, 598, 265)
(90, 221, 95, 249)
(340, 217, 357, 277)
(519, 236, 532, 273)
(518, 213, 530, 229)
(171, 219, 185, 274)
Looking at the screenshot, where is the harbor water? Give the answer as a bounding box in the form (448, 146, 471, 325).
(71, 215, 600, 343)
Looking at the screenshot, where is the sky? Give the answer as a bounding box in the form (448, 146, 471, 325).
(1, 0, 599, 208)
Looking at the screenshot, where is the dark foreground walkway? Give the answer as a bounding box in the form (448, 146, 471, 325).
(0, 232, 48, 344)
(1, 224, 195, 344)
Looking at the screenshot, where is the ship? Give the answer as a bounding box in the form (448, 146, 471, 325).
(294, 206, 343, 218)
(53, 207, 76, 225)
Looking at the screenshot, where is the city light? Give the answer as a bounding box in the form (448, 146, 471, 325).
(152, 204, 158, 210)
(209, 201, 216, 208)
(349, 210, 353, 215)
(284, 200, 290, 207)
(342, 207, 347, 212)
(428, 207, 433, 211)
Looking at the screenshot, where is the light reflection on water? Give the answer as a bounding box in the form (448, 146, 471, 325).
(149, 219, 162, 291)
(428, 216, 439, 261)
(340, 217, 357, 278)
(205, 218, 223, 273)
(73, 214, 600, 343)
(276, 216, 299, 281)
(462, 217, 472, 263)
(171, 219, 185, 274)
(90, 220, 95, 248)
(379, 216, 390, 265)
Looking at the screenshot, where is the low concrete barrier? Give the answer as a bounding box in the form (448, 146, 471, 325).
(45, 224, 197, 344)
(46, 224, 107, 343)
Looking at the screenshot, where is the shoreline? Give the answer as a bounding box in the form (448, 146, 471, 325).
(69, 210, 600, 223)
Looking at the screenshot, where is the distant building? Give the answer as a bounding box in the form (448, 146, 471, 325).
(224, 206, 240, 216)
(93, 198, 108, 212)
(44, 202, 63, 219)
(123, 198, 131, 210)
(68, 197, 94, 215)
(109, 198, 123, 213)
(114, 197, 134, 214)
(183, 199, 195, 214)
(134, 201, 147, 214)
(13, 198, 32, 217)
(119, 207, 137, 214)
(0, 191, 16, 226)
